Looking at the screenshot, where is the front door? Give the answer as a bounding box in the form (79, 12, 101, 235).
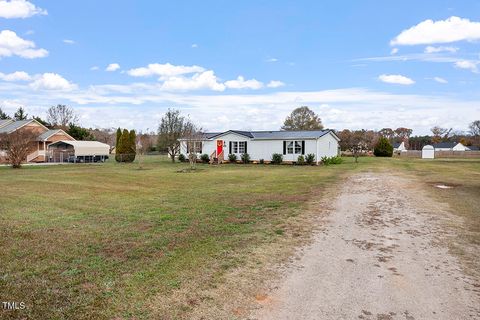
(216, 140, 223, 157)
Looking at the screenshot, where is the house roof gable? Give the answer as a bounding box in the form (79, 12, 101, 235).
(37, 129, 75, 141)
(0, 119, 48, 134)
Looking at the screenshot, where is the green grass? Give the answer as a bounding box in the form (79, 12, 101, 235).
(1, 156, 478, 319)
(0, 156, 352, 319)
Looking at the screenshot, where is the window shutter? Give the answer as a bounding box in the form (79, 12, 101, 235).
(199, 142, 202, 154)
(283, 141, 286, 155)
(244, 141, 247, 154)
(301, 141, 305, 155)
(186, 142, 189, 153)
(229, 141, 232, 154)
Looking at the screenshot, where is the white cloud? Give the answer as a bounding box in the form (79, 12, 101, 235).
(161, 70, 225, 91)
(0, 0, 47, 19)
(266, 57, 278, 62)
(90, 66, 99, 71)
(454, 60, 479, 73)
(29, 73, 76, 91)
(390, 48, 399, 55)
(378, 74, 415, 85)
(0, 85, 476, 135)
(433, 77, 448, 83)
(127, 63, 205, 78)
(0, 71, 31, 81)
(267, 80, 285, 88)
(105, 63, 120, 72)
(0, 30, 48, 58)
(224, 76, 263, 90)
(391, 16, 480, 46)
(424, 46, 458, 53)
(63, 39, 75, 45)
(191, 43, 198, 48)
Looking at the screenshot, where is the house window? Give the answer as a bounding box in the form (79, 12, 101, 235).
(294, 141, 302, 154)
(187, 141, 202, 153)
(238, 141, 246, 154)
(231, 141, 246, 154)
(286, 140, 303, 154)
(287, 141, 294, 154)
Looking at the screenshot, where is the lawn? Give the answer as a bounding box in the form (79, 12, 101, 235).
(0, 156, 352, 319)
(1, 156, 478, 319)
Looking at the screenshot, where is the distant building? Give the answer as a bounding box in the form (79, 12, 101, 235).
(393, 141, 407, 152)
(0, 119, 110, 164)
(432, 142, 467, 151)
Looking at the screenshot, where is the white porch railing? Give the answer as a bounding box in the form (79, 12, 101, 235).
(26, 150, 45, 162)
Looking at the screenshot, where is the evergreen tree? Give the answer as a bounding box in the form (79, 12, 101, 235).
(14, 107, 27, 120)
(129, 130, 137, 161)
(119, 129, 131, 162)
(116, 128, 121, 147)
(374, 137, 393, 157)
(0, 107, 10, 120)
(115, 129, 123, 162)
(67, 124, 94, 140)
(33, 116, 51, 128)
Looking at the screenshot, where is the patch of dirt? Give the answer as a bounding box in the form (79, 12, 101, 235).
(252, 172, 480, 320)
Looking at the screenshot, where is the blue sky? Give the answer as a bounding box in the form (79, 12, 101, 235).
(0, 0, 479, 134)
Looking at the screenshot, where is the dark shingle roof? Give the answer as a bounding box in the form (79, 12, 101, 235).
(467, 146, 479, 151)
(392, 142, 401, 148)
(433, 142, 457, 149)
(206, 129, 335, 140)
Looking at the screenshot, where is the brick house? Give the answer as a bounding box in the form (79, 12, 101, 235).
(0, 119, 75, 163)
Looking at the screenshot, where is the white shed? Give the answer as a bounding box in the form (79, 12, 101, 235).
(422, 145, 435, 159)
(48, 140, 111, 162)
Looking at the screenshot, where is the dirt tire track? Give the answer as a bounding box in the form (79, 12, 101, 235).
(252, 172, 480, 320)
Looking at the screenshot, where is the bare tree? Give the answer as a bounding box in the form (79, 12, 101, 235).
(337, 129, 369, 163)
(379, 128, 395, 140)
(157, 109, 187, 162)
(431, 126, 452, 143)
(90, 128, 116, 145)
(469, 120, 480, 136)
(182, 121, 203, 169)
(47, 104, 79, 129)
(136, 132, 153, 169)
(0, 130, 36, 168)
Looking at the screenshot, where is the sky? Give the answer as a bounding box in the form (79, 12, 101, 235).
(0, 0, 479, 135)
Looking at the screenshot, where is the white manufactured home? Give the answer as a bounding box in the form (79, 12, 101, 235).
(179, 130, 340, 164)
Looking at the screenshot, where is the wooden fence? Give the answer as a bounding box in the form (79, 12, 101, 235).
(395, 151, 480, 159)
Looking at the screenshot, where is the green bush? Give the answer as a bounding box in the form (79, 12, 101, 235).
(241, 153, 250, 164)
(228, 153, 237, 163)
(259, 159, 264, 164)
(305, 153, 315, 165)
(200, 154, 210, 163)
(271, 153, 283, 164)
(321, 156, 343, 165)
(178, 154, 186, 162)
(374, 137, 393, 157)
(297, 155, 305, 165)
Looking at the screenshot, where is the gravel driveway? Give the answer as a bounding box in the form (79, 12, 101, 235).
(252, 173, 480, 320)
